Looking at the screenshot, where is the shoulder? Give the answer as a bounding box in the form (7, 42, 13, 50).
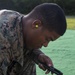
(0, 9, 21, 16)
(0, 9, 22, 46)
(0, 9, 22, 22)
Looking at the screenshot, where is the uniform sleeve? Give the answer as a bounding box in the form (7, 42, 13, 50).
(0, 47, 11, 75)
(30, 49, 44, 64)
(0, 33, 12, 75)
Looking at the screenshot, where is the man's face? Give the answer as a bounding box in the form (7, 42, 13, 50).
(25, 27, 60, 50)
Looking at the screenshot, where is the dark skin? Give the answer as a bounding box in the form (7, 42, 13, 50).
(22, 14, 60, 74)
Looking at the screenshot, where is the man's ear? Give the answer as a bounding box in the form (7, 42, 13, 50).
(32, 19, 42, 29)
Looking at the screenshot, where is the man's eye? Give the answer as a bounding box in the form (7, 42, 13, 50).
(50, 38, 53, 41)
(46, 38, 50, 42)
(46, 37, 53, 41)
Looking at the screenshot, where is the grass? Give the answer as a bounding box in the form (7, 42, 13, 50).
(66, 16, 75, 29)
(36, 16, 75, 75)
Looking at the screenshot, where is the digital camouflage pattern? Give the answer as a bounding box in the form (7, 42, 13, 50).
(0, 9, 40, 75)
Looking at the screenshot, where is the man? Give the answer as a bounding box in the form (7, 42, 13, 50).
(0, 3, 67, 75)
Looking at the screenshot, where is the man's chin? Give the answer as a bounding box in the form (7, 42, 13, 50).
(33, 47, 42, 50)
(27, 46, 42, 50)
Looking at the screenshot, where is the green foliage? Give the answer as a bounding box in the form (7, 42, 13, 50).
(0, 0, 75, 15)
(0, 0, 15, 10)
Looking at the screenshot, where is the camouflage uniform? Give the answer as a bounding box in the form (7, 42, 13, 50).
(0, 10, 43, 75)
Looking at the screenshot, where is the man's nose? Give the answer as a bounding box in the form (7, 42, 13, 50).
(43, 42, 49, 47)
